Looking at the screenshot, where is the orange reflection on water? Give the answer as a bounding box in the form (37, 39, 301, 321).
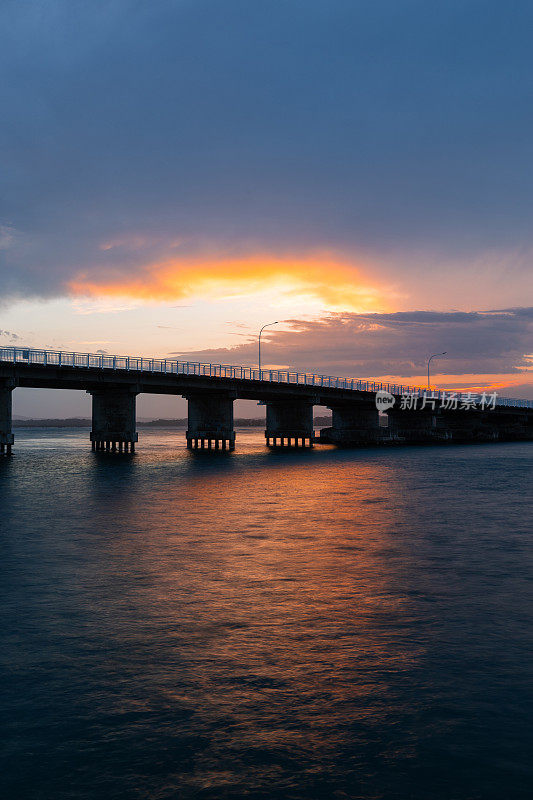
(81, 438, 424, 793)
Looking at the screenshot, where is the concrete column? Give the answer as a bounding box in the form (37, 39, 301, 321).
(0, 382, 14, 456)
(185, 392, 236, 451)
(434, 410, 481, 442)
(386, 408, 438, 442)
(392, 407, 532, 443)
(483, 408, 533, 441)
(321, 400, 380, 445)
(265, 399, 314, 448)
(89, 388, 138, 452)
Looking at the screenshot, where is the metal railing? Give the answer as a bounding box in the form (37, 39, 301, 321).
(0, 346, 531, 408)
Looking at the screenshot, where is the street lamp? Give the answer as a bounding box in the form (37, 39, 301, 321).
(258, 321, 278, 374)
(427, 352, 447, 390)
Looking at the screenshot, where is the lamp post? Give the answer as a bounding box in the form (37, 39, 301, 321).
(427, 352, 447, 391)
(258, 321, 278, 375)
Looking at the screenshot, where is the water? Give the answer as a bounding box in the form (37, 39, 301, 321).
(1, 428, 532, 800)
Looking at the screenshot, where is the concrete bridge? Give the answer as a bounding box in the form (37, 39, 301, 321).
(1, 346, 531, 454)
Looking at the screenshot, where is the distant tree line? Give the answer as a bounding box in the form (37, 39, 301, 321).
(14, 416, 332, 429)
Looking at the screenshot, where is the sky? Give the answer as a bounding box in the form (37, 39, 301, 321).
(1, 0, 532, 417)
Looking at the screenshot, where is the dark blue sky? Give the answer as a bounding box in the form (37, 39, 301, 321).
(2, 0, 533, 300)
(1, 0, 532, 413)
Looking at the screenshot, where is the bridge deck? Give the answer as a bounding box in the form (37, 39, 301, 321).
(1, 346, 531, 408)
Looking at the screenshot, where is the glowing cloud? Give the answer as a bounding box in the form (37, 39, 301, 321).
(68, 254, 396, 313)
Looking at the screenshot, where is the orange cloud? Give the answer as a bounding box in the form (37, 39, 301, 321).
(69, 253, 396, 313)
(378, 373, 532, 395)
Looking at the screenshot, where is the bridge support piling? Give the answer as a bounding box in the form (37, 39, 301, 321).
(89, 388, 138, 453)
(386, 408, 439, 442)
(265, 399, 314, 448)
(185, 392, 236, 451)
(320, 400, 380, 446)
(0, 381, 14, 456)
(391, 407, 533, 443)
(479, 408, 533, 441)
(433, 410, 481, 442)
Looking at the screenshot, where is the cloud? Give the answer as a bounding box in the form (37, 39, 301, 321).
(1, 0, 533, 306)
(0, 329, 21, 342)
(170, 307, 533, 396)
(0, 225, 16, 250)
(68, 252, 395, 312)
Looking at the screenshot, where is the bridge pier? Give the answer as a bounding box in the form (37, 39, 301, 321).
(430, 408, 533, 442)
(483, 408, 533, 441)
(89, 388, 138, 453)
(390, 407, 533, 443)
(0, 381, 14, 456)
(386, 408, 439, 442)
(265, 399, 314, 448)
(433, 410, 483, 442)
(320, 400, 380, 446)
(185, 392, 236, 451)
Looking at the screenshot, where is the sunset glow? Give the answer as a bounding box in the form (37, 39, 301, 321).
(69, 253, 393, 313)
(2, 5, 533, 800)
(1, 0, 532, 411)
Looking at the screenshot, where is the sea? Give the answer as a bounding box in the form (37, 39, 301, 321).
(1, 428, 532, 800)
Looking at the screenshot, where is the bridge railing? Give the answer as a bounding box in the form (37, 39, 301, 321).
(0, 346, 531, 409)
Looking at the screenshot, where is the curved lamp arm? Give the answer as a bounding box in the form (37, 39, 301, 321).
(258, 322, 278, 373)
(427, 352, 447, 390)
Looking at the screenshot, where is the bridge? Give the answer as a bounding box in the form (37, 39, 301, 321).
(1, 346, 531, 454)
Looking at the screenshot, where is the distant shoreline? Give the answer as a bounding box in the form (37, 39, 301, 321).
(14, 416, 332, 429)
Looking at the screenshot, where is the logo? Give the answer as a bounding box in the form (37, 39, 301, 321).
(375, 390, 395, 411)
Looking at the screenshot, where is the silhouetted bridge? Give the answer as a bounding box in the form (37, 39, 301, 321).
(1, 347, 531, 454)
